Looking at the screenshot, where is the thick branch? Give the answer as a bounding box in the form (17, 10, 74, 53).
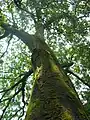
(1, 23, 37, 51)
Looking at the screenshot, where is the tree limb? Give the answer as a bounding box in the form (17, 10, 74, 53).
(67, 69, 90, 88)
(1, 23, 37, 52)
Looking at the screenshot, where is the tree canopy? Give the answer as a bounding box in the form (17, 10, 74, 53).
(0, 0, 90, 119)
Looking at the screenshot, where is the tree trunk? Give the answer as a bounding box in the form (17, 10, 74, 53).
(25, 49, 88, 120)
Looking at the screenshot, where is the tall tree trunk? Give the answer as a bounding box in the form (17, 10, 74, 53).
(25, 49, 88, 120)
(1, 24, 89, 120)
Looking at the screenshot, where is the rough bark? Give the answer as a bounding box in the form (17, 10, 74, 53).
(24, 48, 88, 120)
(1, 24, 89, 120)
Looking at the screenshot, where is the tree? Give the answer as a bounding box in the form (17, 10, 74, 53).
(0, 0, 90, 120)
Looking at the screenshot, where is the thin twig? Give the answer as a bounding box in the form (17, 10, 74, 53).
(9, 107, 22, 120)
(0, 87, 22, 120)
(14, 0, 36, 23)
(0, 34, 12, 59)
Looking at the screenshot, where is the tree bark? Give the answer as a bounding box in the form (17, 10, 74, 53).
(1, 24, 89, 120)
(25, 49, 88, 120)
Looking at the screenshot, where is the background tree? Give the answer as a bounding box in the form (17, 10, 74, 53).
(0, 0, 90, 119)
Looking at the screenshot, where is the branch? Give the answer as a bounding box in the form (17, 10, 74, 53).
(77, 10, 90, 19)
(18, 104, 25, 120)
(0, 69, 33, 94)
(0, 69, 33, 102)
(44, 12, 67, 29)
(0, 30, 10, 39)
(0, 73, 24, 93)
(14, 0, 36, 23)
(0, 98, 11, 120)
(1, 23, 37, 51)
(0, 34, 12, 59)
(9, 107, 22, 119)
(0, 68, 33, 119)
(67, 69, 90, 88)
(21, 69, 33, 105)
(0, 87, 22, 120)
(61, 62, 74, 68)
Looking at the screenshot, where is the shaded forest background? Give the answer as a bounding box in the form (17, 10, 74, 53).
(0, 0, 90, 119)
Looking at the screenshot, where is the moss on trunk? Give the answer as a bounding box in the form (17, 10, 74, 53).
(25, 49, 88, 120)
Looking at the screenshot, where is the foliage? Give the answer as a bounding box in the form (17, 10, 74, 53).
(0, 0, 90, 119)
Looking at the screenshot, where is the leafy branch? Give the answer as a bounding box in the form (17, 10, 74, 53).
(0, 68, 33, 119)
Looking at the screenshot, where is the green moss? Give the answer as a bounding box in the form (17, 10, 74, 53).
(61, 110, 73, 120)
(34, 66, 42, 80)
(26, 98, 40, 117)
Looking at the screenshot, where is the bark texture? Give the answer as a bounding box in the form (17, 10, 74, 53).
(25, 49, 88, 120)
